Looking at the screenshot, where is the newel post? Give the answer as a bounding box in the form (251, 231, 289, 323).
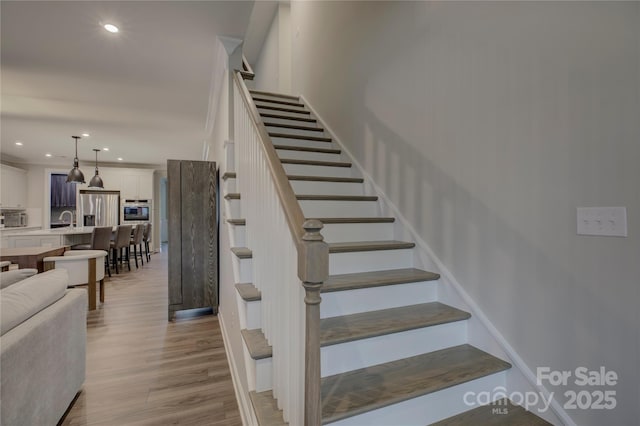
(298, 219, 329, 426)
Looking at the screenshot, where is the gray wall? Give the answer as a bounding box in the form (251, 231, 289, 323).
(253, 3, 292, 94)
(284, 2, 639, 424)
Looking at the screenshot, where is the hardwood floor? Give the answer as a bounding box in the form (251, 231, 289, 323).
(61, 246, 241, 426)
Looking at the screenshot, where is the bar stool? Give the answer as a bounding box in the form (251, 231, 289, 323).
(143, 223, 152, 262)
(129, 225, 145, 268)
(110, 225, 132, 274)
(72, 226, 113, 277)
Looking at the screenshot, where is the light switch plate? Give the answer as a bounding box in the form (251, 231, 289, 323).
(577, 207, 627, 237)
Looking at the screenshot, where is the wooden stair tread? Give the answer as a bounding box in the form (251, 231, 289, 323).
(224, 193, 240, 200)
(321, 302, 470, 347)
(273, 144, 340, 154)
(222, 172, 236, 180)
(241, 329, 272, 360)
(260, 112, 317, 123)
(310, 217, 395, 224)
(328, 240, 415, 253)
(257, 104, 311, 114)
(321, 344, 512, 423)
(430, 399, 552, 425)
(288, 175, 363, 183)
(269, 132, 331, 142)
(322, 268, 439, 293)
(235, 283, 261, 301)
(297, 195, 377, 201)
(264, 122, 324, 132)
(250, 89, 299, 100)
(253, 97, 304, 108)
(226, 218, 246, 225)
(280, 159, 351, 168)
(231, 247, 252, 259)
(249, 391, 288, 426)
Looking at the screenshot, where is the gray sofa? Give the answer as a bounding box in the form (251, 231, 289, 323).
(0, 269, 87, 426)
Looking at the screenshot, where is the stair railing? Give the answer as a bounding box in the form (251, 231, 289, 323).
(233, 70, 328, 426)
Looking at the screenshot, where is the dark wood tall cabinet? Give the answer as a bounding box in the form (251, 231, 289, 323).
(167, 160, 218, 320)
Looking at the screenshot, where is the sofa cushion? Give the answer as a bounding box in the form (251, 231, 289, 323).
(0, 269, 38, 289)
(0, 269, 69, 336)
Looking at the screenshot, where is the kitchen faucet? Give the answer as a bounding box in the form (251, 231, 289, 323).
(59, 210, 75, 228)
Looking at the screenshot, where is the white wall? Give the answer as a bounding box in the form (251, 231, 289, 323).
(253, 3, 292, 94)
(290, 2, 639, 425)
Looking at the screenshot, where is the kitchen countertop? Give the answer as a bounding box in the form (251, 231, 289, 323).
(0, 226, 44, 234)
(2, 226, 97, 236)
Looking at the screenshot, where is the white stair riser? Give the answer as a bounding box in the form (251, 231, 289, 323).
(255, 101, 307, 112)
(329, 249, 413, 275)
(236, 296, 261, 330)
(283, 163, 353, 178)
(251, 93, 299, 103)
(223, 178, 237, 193)
(276, 149, 342, 163)
(321, 321, 468, 377)
(229, 224, 246, 247)
(261, 116, 317, 127)
(326, 372, 508, 426)
(226, 198, 241, 217)
(234, 257, 252, 282)
(257, 106, 310, 120)
(244, 346, 273, 393)
(266, 125, 325, 138)
(321, 281, 437, 318)
(290, 180, 363, 196)
(299, 200, 379, 218)
(321, 222, 394, 243)
(270, 136, 335, 150)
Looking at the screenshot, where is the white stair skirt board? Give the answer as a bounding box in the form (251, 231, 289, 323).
(290, 180, 363, 196)
(226, 198, 241, 217)
(329, 248, 413, 275)
(229, 223, 246, 247)
(243, 345, 273, 393)
(282, 163, 353, 178)
(321, 281, 438, 318)
(265, 126, 325, 138)
(275, 149, 342, 163)
(299, 200, 379, 218)
(325, 372, 508, 426)
(236, 295, 261, 330)
(270, 137, 335, 151)
(320, 222, 394, 243)
(321, 321, 468, 377)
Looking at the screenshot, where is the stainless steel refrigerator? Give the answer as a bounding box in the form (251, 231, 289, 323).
(78, 190, 120, 227)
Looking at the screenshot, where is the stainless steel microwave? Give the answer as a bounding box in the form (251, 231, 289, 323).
(122, 200, 151, 222)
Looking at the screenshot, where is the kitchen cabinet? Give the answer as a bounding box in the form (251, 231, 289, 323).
(1, 165, 27, 209)
(120, 173, 153, 200)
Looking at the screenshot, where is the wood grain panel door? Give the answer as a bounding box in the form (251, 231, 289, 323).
(167, 160, 217, 320)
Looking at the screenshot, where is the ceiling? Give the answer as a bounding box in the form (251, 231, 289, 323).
(1, 0, 254, 168)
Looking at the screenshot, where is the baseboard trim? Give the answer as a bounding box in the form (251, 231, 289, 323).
(301, 94, 574, 426)
(219, 311, 258, 426)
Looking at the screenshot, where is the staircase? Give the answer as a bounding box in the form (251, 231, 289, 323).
(224, 88, 553, 425)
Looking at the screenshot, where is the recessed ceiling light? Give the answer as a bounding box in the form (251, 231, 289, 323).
(45, 153, 52, 157)
(15, 141, 23, 146)
(117, 157, 123, 161)
(82, 133, 90, 137)
(103, 147, 109, 151)
(104, 24, 119, 33)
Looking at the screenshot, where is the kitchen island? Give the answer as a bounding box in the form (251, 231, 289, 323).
(3, 227, 96, 249)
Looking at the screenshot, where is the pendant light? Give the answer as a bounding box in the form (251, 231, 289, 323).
(66, 136, 85, 184)
(88, 149, 104, 188)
